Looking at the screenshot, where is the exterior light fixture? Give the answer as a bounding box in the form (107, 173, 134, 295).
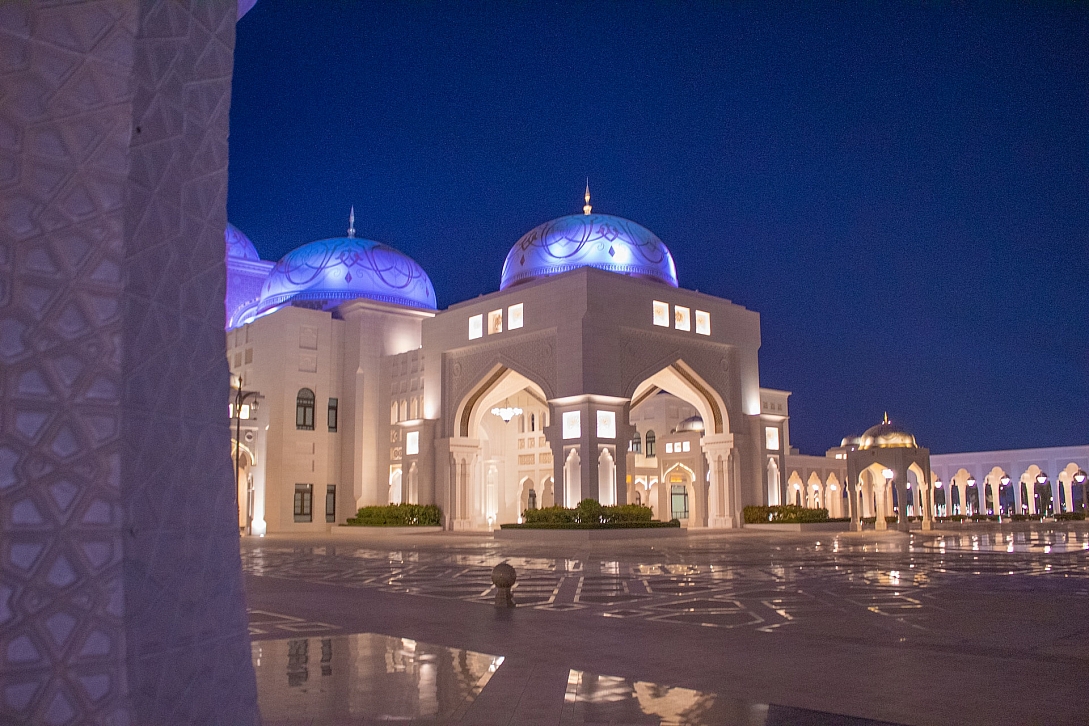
(967, 477, 976, 487)
(1036, 473, 1048, 485)
(934, 480, 943, 489)
(1000, 475, 1011, 486)
(1075, 470, 1087, 484)
(490, 400, 523, 423)
(881, 468, 894, 481)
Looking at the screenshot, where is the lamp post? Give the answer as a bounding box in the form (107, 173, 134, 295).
(1000, 474, 1011, 517)
(232, 375, 260, 535)
(934, 479, 943, 517)
(1075, 469, 1087, 512)
(1035, 472, 1048, 516)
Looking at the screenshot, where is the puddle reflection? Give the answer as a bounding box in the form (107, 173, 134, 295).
(563, 669, 900, 725)
(917, 530, 1089, 554)
(253, 633, 502, 723)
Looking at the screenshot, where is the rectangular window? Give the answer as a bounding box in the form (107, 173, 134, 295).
(652, 300, 669, 327)
(405, 430, 419, 456)
(327, 398, 338, 432)
(665, 442, 674, 454)
(488, 309, 503, 335)
(682, 440, 691, 452)
(674, 305, 691, 331)
(325, 485, 336, 523)
(765, 426, 780, 451)
(695, 310, 710, 335)
(296, 390, 315, 430)
(671, 485, 689, 520)
(469, 314, 483, 340)
(508, 303, 524, 330)
(562, 411, 581, 440)
(596, 410, 615, 439)
(294, 484, 313, 523)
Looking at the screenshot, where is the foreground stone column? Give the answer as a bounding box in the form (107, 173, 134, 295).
(0, 2, 259, 723)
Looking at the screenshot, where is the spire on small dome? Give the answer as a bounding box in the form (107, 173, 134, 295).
(348, 206, 356, 238)
(883, 411, 890, 424)
(583, 180, 592, 215)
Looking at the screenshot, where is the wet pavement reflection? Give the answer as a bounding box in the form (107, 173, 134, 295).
(254, 633, 502, 724)
(562, 669, 904, 725)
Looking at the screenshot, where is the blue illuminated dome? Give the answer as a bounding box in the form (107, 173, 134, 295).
(226, 222, 260, 261)
(257, 236, 437, 314)
(500, 213, 678, 290)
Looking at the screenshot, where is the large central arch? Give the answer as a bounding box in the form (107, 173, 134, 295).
(629, 360, 730, 436)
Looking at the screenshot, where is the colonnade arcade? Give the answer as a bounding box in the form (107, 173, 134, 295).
(933, 463, 1087, 516)
(440, 360, 743, 530)
(814, 460, 1088, 528)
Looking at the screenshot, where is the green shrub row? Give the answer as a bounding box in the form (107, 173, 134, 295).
(1054, 512, 1086, 521)
(523, 500, 655, 525)
(743, 505, 829, 524)
(501, 520, 681, 530)
(344, 503, 442, 526)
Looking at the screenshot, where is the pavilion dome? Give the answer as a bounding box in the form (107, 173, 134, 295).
(857, 417, 917, 450)
(257, 235, 436, 314)
(226, 222, 260, 261)
(840, 435, 862, 448)
(675, 415, 705, 433)
(500, 212, 678, 290)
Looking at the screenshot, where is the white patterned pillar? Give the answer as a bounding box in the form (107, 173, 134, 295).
(0, 2, 259, 724)
(702, 434, 735, 528)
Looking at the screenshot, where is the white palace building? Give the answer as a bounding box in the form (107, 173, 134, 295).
(224, 195, 1088, 534)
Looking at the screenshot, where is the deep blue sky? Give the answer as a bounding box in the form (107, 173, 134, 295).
(227, 1, 1089, 456)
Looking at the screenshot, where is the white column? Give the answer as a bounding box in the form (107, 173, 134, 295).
(703, 434, 736, 528)
(874, 481, 888, 531)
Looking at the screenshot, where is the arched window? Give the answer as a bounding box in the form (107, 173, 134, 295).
(390, 401, 398, 424)
(296, 389, 315, 430)
(410, 397, 418, 420)
(399, 399, 408, 421)
(645, 430, 656, 458)
(528, 489, 537, 510)
(630, 431, 642, 454)
(530, 413, 536, 432)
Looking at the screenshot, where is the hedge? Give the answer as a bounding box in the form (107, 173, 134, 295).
(743, 505, 829, 524)
(501, 520, 681, 530)
(344, 503, 442, 526)
(522, 500, 655, 526)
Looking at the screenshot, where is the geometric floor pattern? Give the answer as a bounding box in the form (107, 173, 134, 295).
(240, 527, 1089, 632)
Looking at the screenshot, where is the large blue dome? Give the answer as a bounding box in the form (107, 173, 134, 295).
(226, 222, 260, 261)
(257, 236, 436, 314)
(500, 213, 678, 290)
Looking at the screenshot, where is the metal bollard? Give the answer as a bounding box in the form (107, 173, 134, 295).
(492, 562, 516, 608)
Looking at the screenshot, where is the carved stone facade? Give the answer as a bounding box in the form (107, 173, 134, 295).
(1, 2, 258, 723)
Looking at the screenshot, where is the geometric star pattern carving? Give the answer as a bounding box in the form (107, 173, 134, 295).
(0, 2, 258, 723)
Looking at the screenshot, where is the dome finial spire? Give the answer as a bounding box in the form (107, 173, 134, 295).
(583, 179, 592, 215)
(348, 206, 356, 238)
(883, 411, 890, 424)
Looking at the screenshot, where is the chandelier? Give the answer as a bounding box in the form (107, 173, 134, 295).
(491, 399, 523, 423)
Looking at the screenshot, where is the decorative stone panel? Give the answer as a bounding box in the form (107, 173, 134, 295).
(0, 2, 258, 724)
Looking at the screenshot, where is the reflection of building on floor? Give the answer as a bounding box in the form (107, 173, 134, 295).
(224, 205, 1088, 534)
(253, 634, 502, 723)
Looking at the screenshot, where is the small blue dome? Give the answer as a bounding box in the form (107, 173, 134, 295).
(500, 213, 678, 290)
(226, 222, 260, 261)
(257, 236, 436, 313)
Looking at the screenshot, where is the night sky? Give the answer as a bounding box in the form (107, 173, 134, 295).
(227, 1, 1089, 456)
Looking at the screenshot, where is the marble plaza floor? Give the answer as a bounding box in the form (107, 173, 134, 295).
(242, 524, 1089, 725)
